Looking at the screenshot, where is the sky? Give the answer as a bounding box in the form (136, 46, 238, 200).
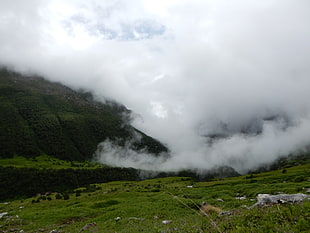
(0, 0, 310, 173)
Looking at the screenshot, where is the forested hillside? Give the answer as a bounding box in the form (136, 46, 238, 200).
(0, 68, 167, 161)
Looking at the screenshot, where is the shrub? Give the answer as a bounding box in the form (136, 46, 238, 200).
(55, 193, 62, 199)
(294, 176, 306, 182)
(63, 193, 70, 200)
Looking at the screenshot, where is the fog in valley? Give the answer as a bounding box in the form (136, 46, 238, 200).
(1, 0, 310, 173)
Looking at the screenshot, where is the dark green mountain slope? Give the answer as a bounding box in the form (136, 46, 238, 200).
(0, 68, 167, 161)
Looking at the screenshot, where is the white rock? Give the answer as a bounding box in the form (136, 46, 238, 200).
(0, 212, 8, 218)
(128, 217, 145, 221)
(162, 220, 172, 224)
(250, 193, 310, 208)
(257, 193, 309, 204)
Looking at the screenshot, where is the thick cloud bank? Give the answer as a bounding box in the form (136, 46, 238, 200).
(0, 0, 310, 173)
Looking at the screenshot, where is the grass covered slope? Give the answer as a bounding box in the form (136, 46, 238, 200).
(0, 68, 167, 161)
(0, 155, 105, 169)
(0, 164, 309, 232)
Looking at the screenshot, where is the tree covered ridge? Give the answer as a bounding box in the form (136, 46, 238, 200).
(0, 68, 168, 160)
(0, 166, 140, 200)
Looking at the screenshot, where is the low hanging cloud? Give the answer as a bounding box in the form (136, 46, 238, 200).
(0, 0, 310, 173)
(94, 118, 310, 174)
(94, 139, 169, 171)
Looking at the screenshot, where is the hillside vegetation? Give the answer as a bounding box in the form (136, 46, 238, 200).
(0, 164, 309, 232)
(0, 154, 241, 201)
(0, 68, 167, 161)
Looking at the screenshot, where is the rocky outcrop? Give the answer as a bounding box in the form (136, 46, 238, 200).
(250, 193, 310, 208)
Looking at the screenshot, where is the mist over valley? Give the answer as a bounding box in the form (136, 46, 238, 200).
(1, 0, 310, 174)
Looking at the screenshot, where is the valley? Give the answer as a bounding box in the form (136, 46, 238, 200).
(0, 163, 309, 232)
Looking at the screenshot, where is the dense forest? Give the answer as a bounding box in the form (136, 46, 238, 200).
(0, 166, 140, 200)
(0, 165, 240, 200)
(0, 68, 167, 161)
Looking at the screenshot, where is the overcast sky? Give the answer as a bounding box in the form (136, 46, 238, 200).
(1, 0, 310, 173)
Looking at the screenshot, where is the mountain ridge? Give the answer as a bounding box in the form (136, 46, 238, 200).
(0, 67, 168, 161)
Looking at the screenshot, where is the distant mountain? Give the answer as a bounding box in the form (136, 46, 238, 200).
(0, 68, 168, 161)
(203, 114, 293, 145)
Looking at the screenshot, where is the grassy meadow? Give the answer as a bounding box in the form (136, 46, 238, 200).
(0, 164, 309, 232)
(0, 155, 104, 169)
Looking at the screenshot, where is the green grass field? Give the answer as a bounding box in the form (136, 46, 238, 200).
(0, 155, 104, 169)
(0, 164, 309, 232)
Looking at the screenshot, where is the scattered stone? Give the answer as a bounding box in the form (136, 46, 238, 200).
(216, 198, 224, 202)
(115, 217, 121, 222)
(154, 216, 159, 219)
(128, 217, 145, 221)
(162, 220, 172, 224)
(19, 206, 24, 209)
(79, 222, 96, 232)
(235, 196, 246, 200)
(0, 212, 8, 218)
(186, 185, 193, 188)
(250, 193, 310, 208)
(19, 230, 25, 233)
(305, 188, 310, 194)
(49, 230, 59, 233)
(1, 202, 10, 205)
(219, 210, 234, 216)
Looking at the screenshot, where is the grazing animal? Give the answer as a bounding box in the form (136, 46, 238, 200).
(200, 202, 222, 215)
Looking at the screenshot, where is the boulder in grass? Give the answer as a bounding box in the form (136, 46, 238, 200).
(250, 193, 310, 208)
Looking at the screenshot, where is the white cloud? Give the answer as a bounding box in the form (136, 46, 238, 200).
(0, 0, 310, 173)
(150, 101, 168, 119)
